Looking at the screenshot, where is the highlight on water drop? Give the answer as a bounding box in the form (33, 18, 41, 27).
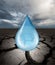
(15, 15, 39, 51)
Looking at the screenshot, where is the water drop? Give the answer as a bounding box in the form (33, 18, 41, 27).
(15, 16, 39, 51)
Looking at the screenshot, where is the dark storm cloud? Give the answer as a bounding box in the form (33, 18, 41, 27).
(0, 0, 14, 20)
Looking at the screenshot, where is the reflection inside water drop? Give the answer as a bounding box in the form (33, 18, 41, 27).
(15, 16, 39, 51)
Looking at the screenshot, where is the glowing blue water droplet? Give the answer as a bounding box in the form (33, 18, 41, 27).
(15, 16, 39, 51)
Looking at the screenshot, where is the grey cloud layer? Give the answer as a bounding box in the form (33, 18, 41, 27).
(0, 0, 55, 28)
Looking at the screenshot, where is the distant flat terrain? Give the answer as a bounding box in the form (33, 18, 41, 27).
(0, 29, 55, 37)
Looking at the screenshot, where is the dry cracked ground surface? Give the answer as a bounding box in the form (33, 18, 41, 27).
(0, 29, 55, 65)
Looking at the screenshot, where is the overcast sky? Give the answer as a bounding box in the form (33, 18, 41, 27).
(0, 0, 55, 28)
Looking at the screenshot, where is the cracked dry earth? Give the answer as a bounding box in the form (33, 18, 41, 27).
(0, 29, 55, 65)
